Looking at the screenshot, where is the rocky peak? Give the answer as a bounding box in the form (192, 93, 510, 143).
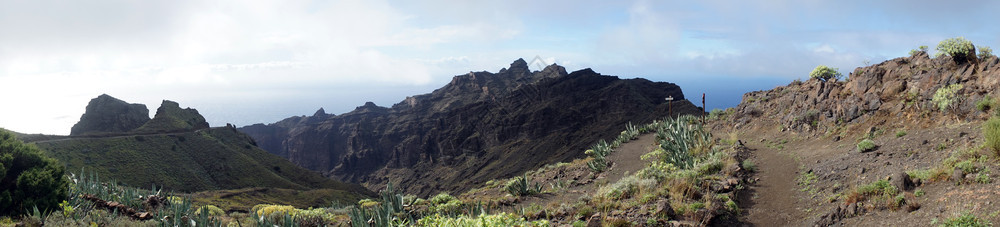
(70, 94, 150, 136)
(133, 100, 209, 133)
(313, 108, 328, 117)
(346, 102, 388, 115)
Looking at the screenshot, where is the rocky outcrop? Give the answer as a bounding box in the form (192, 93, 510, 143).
(730, 52, 1000, 132)
(133, 100, 210, 133)
(240, 58, 703, 196)
(70, 94, 150, 136)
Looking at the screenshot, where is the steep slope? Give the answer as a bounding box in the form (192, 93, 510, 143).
(29, 96, 374, 205)
(70, 94, 150, 136)
(716, 49, 1000, 226)
(240, 59, 704, 196)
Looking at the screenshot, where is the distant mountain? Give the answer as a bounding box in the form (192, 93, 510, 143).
(240, 58, 704, 196)
(28, 96, 374, 206)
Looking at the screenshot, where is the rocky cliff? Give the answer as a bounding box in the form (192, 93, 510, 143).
(729, 51, 1000, 132)
(134, 100, 211, 133)
(70, 94, 150, 136)
(240, 59, 704, 196)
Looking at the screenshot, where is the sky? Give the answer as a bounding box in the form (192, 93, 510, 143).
(2, 0, 999, 135)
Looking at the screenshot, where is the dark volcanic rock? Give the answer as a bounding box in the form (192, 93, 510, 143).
(70, 94, 150, 136)
(240, 59, 703, 196)
(133, 100, 209, 133)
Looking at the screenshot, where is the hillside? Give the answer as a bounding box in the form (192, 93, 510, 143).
(714, 47, 1000, 225)
(27, 96, 375, 209)
(240, 58, 705, 196)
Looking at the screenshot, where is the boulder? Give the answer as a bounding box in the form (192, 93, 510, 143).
(890, 172, 914, 191)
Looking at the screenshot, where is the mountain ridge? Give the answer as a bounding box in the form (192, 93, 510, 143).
(240, 58, 704, 196)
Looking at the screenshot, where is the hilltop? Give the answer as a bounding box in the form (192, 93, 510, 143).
(240, 58, 705, 196)
(25, 96, 375, 210)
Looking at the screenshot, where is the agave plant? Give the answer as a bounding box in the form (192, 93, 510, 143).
(504, 174, 542, 197)
(655, 115, 711, 170)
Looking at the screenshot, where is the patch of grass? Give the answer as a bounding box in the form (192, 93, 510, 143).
(857, 139, 877, 152)
(983, 117, 1000, 156)
(797, 170, 818, 195)
(976, 96, 995, 112)
(847, 179, 903, 210)
(896, 130, 908, 138)
(940, 212, 992, 227)
(741, 160, 756, 172)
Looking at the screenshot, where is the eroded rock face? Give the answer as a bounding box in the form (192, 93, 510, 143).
(240, 58, 704, 196)
(70, 94, 150, 136)
(730, 52, 1000, 132)
(133, 100, 209, 133)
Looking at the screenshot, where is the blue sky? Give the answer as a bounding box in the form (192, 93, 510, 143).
(2, 0, 999, 135)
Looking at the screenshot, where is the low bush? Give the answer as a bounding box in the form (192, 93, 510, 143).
(857, 139, 877, 153)
(936, 37, 976, 63)
(979, 46, 994, 59)
(809, 65, 843, 82)
(932, 84, 963, 112)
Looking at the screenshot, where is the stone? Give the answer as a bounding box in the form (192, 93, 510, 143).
(890, 171, 915, 191)
(655, 199, 675, 219)
(951, 167, 966, 183)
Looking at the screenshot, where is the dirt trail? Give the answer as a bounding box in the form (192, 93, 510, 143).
(604, 133, 657, 183)
(744, 140, 806, 226)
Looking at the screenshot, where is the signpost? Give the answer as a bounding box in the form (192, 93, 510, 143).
(665, 96, 674, 117)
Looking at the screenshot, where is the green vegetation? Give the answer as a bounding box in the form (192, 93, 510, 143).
(932, 84, 964, 112)
(504, 174, 542, 197)
(976, 96, 995, 112)
(653, 116, 711, 170)
(847, 179, 906, 211)
(0, 129, 69, 217)
(984, 117, 1000, 155)
(857, 139, 877, 153)
(940, 212, 992, 227)
(936, 37, 976, 62)
(809, 65, 843, 82)
(910, 45, 929, 56)
(979, 46, 994, 59)
(415, 213, 549, 226)
(34, 128, 369, 198)
(896, 130, 908, 138)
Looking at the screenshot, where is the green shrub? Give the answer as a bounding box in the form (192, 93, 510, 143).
(936, 37, 976, 63)
(809, 65, 843, 82)
(979, 46, 994, 59)
(984, 117, 1000, 155)
(940, 212, 992, 227)
(932, 84, 964, 111)
(857, 139, 877, 153)
(195, 205, 225, 216)
(430, 192, 456, 205)
(655, 115, 711, 170)
(0, 129, 70, 217)
(896, 130, 908, 138)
